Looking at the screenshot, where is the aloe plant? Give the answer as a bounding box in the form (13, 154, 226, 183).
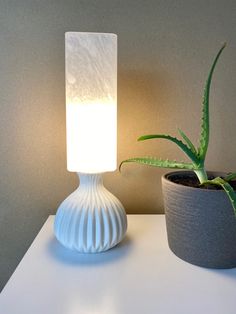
(120, 43, 236, 216)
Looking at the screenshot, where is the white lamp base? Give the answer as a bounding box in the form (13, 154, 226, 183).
(54, 173, 127, 253)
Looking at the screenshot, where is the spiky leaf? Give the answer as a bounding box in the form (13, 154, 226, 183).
(201, 177, 236, 217)
(224, 173, 236, 182)
(119, 157, 195, 171)
(178, 128, 197, 155)
(198, 43, 226, 160)
(138, 134, 200, 165)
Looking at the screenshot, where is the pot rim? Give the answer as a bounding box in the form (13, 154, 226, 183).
(162, 170, 230, 193)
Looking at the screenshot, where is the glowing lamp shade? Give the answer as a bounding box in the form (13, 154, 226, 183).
(66, 32, 117, 173)
(54, 32, 127, 253)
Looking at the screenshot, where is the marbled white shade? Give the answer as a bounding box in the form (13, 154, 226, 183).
(65, 32, 117, 105)
(65, 32, 117, 173)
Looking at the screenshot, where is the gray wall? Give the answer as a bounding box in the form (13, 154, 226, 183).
(0, 0, 235, 290)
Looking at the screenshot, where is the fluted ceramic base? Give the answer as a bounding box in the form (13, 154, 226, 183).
(54, 173, 127, 253)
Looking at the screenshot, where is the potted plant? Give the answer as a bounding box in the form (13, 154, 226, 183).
(120, 43, 236, 269)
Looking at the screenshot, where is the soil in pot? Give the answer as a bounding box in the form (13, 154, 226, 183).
(168, 172, 236, 190)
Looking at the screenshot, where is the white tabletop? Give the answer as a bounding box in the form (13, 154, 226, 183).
(1, 215, 236, 314)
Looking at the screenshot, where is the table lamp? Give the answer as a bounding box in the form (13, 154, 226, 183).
(54, 32, 127, 253)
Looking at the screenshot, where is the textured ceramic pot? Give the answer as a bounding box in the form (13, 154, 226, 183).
(162, 171, 236, 269)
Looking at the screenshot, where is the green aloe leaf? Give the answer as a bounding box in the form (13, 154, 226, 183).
(224, 173, 236, 182)
(201, 177, 236, 217)
(198, 43, 226, 160)
(178, 128, 197, 155)
(119, 157, 195, 171)
(138, 134, 200, 165)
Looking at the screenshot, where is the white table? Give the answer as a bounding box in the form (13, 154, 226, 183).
(1, 215, 236, 314)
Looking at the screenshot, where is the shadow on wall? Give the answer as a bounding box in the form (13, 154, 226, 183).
(104, 68, 175, 214)
(118, 68, 174, 136)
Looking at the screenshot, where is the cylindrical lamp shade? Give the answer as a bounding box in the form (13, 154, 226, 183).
(65, 32, 117, 173)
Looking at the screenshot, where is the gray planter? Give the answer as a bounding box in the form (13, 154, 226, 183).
(162, 171, 236, 269)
